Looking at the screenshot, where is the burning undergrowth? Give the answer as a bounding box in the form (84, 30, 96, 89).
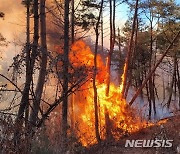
(46, 40, 153, 148)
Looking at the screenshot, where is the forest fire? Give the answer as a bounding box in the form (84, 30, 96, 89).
(68, 40, 148, 146)
(1, 0, 179, 153)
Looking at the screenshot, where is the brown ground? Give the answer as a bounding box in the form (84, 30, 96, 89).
(83, 114, 180, 154)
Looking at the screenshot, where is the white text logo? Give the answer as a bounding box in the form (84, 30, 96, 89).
(125, 140, 173, 148)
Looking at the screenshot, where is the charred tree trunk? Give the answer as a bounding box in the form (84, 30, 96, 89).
(30, 0, 47, 125)
(71, 0, 75, 130)
(101, 12, 103, 53)
(71, 0, 75, 44)
(105, 107, 113, 140)
(93, 0, 104, 143)
(62, 0, 70, 151)
(24, 0, 30, 130)
(24, 0, 31, 152)
(117, 28, 122, 84)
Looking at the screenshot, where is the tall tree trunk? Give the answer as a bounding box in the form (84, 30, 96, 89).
(14, 0, 39, 147)
(71, 0, 75, 130)
(24, 0, 31, 152)
(105, 107, 112, 140)
(135, 18, 143, 100)
(62, 0, 70, 151)
(93, 0, 104, 143)
(148, 19, 156, 119)
(101, 12, 103, 53)
(24, 0, 30, 130)
(125, 16, 139, 98)
(162, 69, 166, 102)
(30, 0, 47, 125)
(71, 0, 75, 44)
(167, 54, 176, 108)
(122, 0, 139, 98)
(117, 28, 122, 84)
(176, 62, 180, 108)
(106, 0, 116, 96)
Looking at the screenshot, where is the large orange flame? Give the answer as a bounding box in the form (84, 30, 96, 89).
(69, 40, 148, 146)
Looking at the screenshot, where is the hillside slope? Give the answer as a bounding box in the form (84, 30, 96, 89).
(84, 114, 180, 154)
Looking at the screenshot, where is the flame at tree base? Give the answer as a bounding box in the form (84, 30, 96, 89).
(69, 41, 149, 146)
(72, 83, 148, 146)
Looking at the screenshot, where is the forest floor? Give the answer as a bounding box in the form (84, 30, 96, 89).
(83, 113, 180, 154)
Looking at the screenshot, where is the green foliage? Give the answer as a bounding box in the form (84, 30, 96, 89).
(82, 0, 101, 8)
(156, 0, 180, 21)
(157, 21, 180, 55)
(75, 0, 101, 30)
